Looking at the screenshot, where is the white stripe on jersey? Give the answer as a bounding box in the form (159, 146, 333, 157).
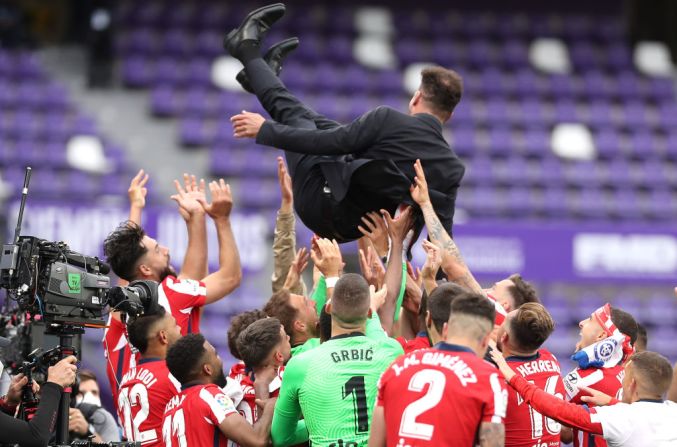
(199, 388, 236, 425)
(164, 277, 207, 296)
(564, 369, 604, 400)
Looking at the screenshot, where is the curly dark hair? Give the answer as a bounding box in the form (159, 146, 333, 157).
(127, 308, 167, 354)
(236, 318, 282, 369)
(227, 309, 268, 359)
(103, 221, 148, 281)
(166, 333, 206, 385)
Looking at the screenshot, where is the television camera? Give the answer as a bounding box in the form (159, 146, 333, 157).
(0, 168, 160, 446)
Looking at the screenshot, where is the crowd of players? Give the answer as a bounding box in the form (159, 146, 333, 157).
(97, 150, 677, 447)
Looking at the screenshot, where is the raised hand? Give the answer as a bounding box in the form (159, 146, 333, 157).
(421, 240, 442, 281)
(410, 159, 431, 206)
(183, 173, 207, 203)
(358, 245, 386, 289)
(231, 111, 266, 139)
(199, 179, 234, 219)
(369, 284, 387, 313)
(128, 169, 149, 209)
(171, 176, 205, 221)
(277, 157, 293, 213)
(310, 238, 342, 278)
(283, 247, 310, 290)
(381, 206, 414, 244)
(357, 212, 389, 258)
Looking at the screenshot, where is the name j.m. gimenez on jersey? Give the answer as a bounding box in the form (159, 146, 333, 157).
(390, 351, 478, 386)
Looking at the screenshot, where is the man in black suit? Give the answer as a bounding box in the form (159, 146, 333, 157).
(225, 4, 465, 243)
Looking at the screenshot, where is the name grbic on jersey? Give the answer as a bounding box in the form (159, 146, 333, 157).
(377, 343, 508, 447)
(563, 364, 624, 447)
(504, 349, 566, 447)
(272, 332, 403, 447)
(117, 358, 181, 447)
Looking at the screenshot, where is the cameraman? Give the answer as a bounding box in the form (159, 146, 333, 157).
(0, 356, 77, 447)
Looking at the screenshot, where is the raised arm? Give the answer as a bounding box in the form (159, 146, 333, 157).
(127, 169, 149, 226)
(309, 238, 343, 303)
(379, 207, 413, 335)
(198, 179, 242, 304)
(231, 108, 386, 155)
(171, 174, 208, 280)
(272, 157, 306, 294)
(410, 159, 483, 294)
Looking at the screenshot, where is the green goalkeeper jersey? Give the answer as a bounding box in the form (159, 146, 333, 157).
(271, 331, 403, 447)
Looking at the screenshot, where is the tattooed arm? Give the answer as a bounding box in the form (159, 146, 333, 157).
(410, 159, 484, 295)
(479, 422, 505, 447)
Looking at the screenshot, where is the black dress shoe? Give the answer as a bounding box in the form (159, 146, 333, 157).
(236, 37, 300, 93)
(223, 3, 286, 58)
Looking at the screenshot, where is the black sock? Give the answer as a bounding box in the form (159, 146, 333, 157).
(235, 40, 261, 63)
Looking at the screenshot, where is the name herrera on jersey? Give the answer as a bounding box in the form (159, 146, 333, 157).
(331, 348, 373, 363)
(120, 367, 158, 389)
(514, 359, 561, 377)
(390, 352, 478, 386)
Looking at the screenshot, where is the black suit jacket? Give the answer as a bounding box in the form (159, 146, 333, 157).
(257, 106, 465, 232)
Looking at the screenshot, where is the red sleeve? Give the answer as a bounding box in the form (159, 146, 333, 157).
(395, 337, 406, 350)
(376, 365, 395, 407)
(161, 276, 207, 310)
(103, 316, 130, 399)
(510, 375, 604, 435)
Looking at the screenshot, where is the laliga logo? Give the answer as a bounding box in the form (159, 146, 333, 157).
(595, 339, 618, 360)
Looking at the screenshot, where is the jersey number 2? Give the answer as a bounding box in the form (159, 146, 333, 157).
(343, 376, 369, 434)
(399, 369, 446, 441)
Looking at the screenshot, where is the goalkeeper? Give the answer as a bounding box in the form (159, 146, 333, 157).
(271, 273, 403, 446)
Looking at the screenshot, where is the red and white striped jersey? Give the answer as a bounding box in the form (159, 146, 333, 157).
(563, 365, 624, 447)
(162, 383, 238, 447)
(103, 276, 206, 402)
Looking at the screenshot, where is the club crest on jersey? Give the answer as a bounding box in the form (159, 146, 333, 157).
(594, 338, 617, 361)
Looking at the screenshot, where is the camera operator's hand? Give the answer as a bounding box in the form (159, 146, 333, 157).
(68, 408, 89, 436)
(46, 356, 77, 388)
(5, 374, 39, 406)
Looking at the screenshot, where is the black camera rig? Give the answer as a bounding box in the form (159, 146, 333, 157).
(0, 168, 154, 446)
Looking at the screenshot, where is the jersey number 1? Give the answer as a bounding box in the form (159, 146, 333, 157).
(343, 376, 369, 434)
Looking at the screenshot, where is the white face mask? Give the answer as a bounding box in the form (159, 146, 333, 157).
(76, 391, 102, 408)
